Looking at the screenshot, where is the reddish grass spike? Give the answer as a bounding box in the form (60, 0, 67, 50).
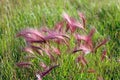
(80, 46, 91, 54)
(73, 44, 91, 54)
(81, 56, 87, 65)
(16, 28, 46, 43)
(88, 28, 96, 37)
(77, 54, 82, 61)
(74, 29, 95, 50)
(39, 62, 47, 70)
(74, 34, 86, 46)
(54, 21, 64, 33)
(62, 12, 84, 33)
(44, 34, 56, 40)
(71, 19, 84, 30)
(85, 28, 96, 49)
(44, 49, 54, 60)
(16, 62, 32, 68)
(69, 17, 84, 32)
(52, 47, 61, 55)
(64, 17, 76, 33)
(77, 34, 87, 41)
(65, 23, 70, 32)
(95, 38, 108, 51)
(73, 34, 81, 46)
(68, 17, 77, 32)
(76, 54, 87, 66)
(56, 36, 68, 45)
(74, 34, 90, 45)
(44, 32, 69, 46)
(40, 64, 59, 78)
(23, 47, 34, 54)
(78, 12, 86, 28)
(101, 50, 107, 61)
(62, 12, 71, 23)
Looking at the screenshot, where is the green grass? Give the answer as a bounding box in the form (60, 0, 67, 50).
(0, 0, 120, 80)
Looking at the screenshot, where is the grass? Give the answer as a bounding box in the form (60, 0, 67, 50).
(0, 0, 120, 80)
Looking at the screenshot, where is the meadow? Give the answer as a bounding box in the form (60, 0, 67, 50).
(0, 0, 120, 80)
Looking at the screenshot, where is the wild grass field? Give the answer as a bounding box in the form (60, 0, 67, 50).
(0, 0, 120, 80)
